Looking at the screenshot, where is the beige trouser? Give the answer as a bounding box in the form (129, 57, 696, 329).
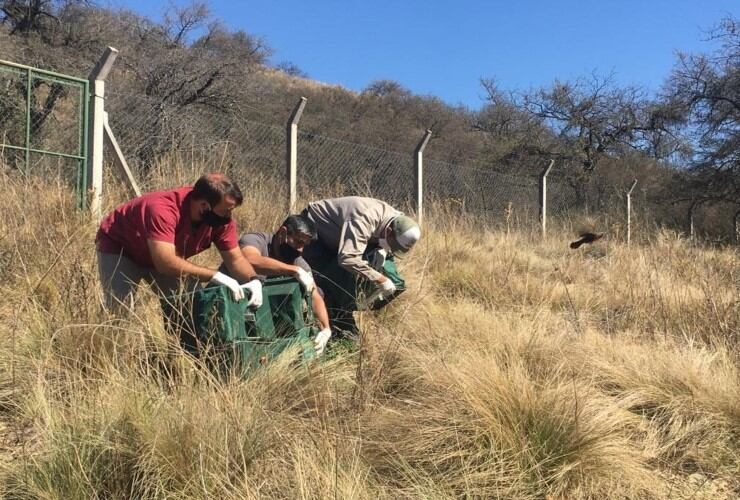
(96, 251, 199, 312)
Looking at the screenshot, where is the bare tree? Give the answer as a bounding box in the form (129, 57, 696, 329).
(1, 0, 89, 40)
(662, 16, 740, 203)
(519, 72, 647, 171)
(475, 78, 553, 171)
(363, 79, 410, 99)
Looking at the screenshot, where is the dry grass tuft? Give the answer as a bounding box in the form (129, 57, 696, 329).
(0, 168, 738, 498)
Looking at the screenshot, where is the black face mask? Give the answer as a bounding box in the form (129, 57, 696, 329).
(202, 210, 231, 228)
(277, 242, 300, 262)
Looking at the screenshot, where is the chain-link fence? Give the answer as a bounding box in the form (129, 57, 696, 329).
(547, 172, 628, 217)
(1, 55, 737, 242)
(0, 59, 88, 205)
(98, 87, 727, 241)
(425, 159, 540, 222)
(101, 89, 586, 232)
(296, 130, 414, 209)
(104, 91, 285, 194)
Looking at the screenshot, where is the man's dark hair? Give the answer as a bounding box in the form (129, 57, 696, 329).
(281, 214, 317, 241)
(192, 173, 243, 206)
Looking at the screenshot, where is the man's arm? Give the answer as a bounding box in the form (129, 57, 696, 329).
(311, 288, 330, 331)
(147, 239, 218, 281)
(337, 219, 384, 282)
(240, 246, 301, 276)
(220, 247, 259, 283)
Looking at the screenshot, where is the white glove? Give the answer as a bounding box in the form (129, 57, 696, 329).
(357, 278, 396, 310)
(241, 279, 263, 309)
(314, 328, 331, 356)
(294, 267, 315, 293)
(378, 278, 396, 297)
(211, 271, 245, 301)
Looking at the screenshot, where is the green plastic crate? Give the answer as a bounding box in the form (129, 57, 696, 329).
(176, 276, 317, 375)
(242, 276, 317, 369)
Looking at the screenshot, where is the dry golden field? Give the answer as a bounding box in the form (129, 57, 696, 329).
(0, 168, 738, 499)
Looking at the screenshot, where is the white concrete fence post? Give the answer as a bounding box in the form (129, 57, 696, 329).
(539, 159, 555, 238)
(626, 179, 637, 246)
(413, 129, 432, 226)
(286, 97, 307, 213)
(689, 200, 698, 242)
(87, 46, 118, 220)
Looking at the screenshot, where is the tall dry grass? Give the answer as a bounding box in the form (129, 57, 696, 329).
(0, 166, 738, 499)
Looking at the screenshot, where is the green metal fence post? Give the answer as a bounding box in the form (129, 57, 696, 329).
(24, 68, 31, 176)
(2, 59, 90, 206)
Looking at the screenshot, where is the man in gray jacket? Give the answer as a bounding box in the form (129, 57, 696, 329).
(301, 196, 421, 336)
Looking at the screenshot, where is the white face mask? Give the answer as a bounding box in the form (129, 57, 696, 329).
(378, 237, 393, 254)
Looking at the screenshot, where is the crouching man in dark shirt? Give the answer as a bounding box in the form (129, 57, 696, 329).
(222, 215, 332, 355)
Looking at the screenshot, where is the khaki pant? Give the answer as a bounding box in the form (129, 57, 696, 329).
(96, 251, 199, 310)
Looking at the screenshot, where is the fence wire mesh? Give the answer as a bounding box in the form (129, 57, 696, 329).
(0, 65, 25, 151)
(0, 60, 87, 201)
(547, 173, 626, 216)
(296, 130, 414, 208)
(425, 159, 540, 223)
(2, 67, 738, 241)
(29, 76, 85, 156)
(104, 91, 285, 195)
(98, 90, 659, 237)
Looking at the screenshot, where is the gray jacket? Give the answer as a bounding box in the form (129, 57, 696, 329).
(305, 196, 400, 281)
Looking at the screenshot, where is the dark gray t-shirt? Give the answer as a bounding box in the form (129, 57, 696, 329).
(227, 231, 310, 280)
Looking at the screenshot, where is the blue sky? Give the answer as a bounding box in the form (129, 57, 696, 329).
(109, 0, 738, 110)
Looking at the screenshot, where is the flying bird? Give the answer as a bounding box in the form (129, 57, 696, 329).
(570, 232, 604, 249)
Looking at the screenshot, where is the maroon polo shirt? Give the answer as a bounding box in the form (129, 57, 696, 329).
(96, 186, 238, 269)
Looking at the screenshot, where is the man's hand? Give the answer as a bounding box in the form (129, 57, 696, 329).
(211, 272, 245, 301)
(357, 277, 396, 310)
(294, 267, 315, 292)
(377, 276, 396, 297)
(314, 328, 331, 356)
(241, 279, 263, 309)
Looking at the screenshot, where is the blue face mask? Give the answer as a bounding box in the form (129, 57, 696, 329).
(202, 210, 231, 228)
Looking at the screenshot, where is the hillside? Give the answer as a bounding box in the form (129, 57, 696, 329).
(3, 3, 738, 239)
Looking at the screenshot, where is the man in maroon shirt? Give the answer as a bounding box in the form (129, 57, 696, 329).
(96, 173, 262, 314)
